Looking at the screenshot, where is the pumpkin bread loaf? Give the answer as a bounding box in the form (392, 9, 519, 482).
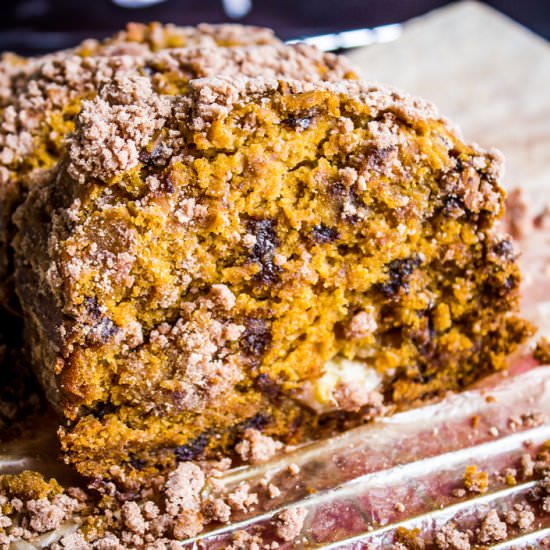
(13, 75, 532, 481)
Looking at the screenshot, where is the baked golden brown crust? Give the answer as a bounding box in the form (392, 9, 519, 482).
(14, 74, 533, 481)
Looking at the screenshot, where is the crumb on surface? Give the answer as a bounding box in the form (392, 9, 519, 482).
(463, 465, 488, 494)
(274, 507, 307, 542)
(520, 453, 535, 478)
(226, 482, 258, 513)
(478, 509, 507, 543)
(394, 502, 405, 513)
(235, 428, 283, 464)
(164, 462, 205, 516)
(435, 523, 470, 550)
(504, 503, 535, 532)
(268, 483, 281, 499)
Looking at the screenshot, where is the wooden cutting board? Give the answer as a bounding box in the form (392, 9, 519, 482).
(347, 1, 550, 196)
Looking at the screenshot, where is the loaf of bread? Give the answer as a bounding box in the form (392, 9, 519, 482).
(13, 71, 532, 480)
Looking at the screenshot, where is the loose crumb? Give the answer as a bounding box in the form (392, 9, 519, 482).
(268, 483, 281, 499)
(226, 482, 258, 513)
(478, 509, 507, 543)
(504, 503, 535, 532)
(274, 507, 307, 542)
(520, 453, 535, 478)
(463, 465, 488, 494)
(235, 428, 283, 464)
(435, 523, 470, 550)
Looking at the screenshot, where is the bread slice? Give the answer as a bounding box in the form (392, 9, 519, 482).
(13, 75, 532, 481)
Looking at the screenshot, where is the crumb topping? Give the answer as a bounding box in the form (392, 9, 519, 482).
(435, 523, 470, 550)
(274, 507, 307, 542)
(478, 509, 507, 543)
(235, 428, 283, 464)
(67, 74, 171, 183)
(164, 462, 204, 516)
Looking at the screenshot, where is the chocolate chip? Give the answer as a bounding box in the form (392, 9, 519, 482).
(93, 402, 116, 420)
(248, 219, 278, 261)
(483, 274, 517, 300)
(247, 218, 282, 286)
(139, 149, 152, 165)
(328, 182, 347, 199)
(84, 296, 101, 319)
(255, 373, 280, 399)
(364, 144, 396, 170)
(84, 297, 119, 344)
(128, 453, 146, 470)
(503, 274, 516, 293)
(139, 142, 170, 167)
(378, 256, 422, 297)
(87, 316, 118, 345)
(239, 412, 270, 432)
(159, 175, 175, 194)
(443, 195, 468, 218)
(99, 318, 118, 341)
(242, 318, 272, 356)
(311, 224, 339, 244)
(174, 433, 209, 462)
(253, 261, 282, 286)
(285, 113, 313, 131)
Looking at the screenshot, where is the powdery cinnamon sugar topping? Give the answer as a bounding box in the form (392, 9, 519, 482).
(67, 74, 171, 183)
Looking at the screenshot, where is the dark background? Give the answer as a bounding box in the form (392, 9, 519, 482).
(0, 0, 549, 55)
